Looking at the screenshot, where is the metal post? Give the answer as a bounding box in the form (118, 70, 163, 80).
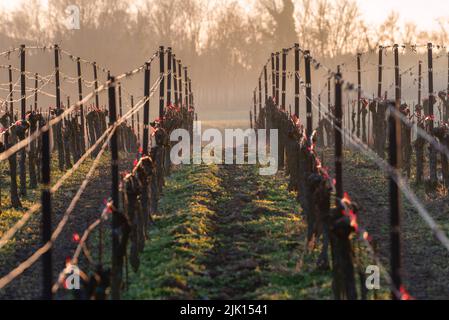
(131, 95, 135, 133)
(250, 110, 253, 129)
(378, 46, 383, 100)
(264, 65, 268, 104)
(188, 78, 193, 107)
(173, 54, 178, 105)
(77, 57, 85, 153)
(335, 72, 343, 203)
(333, 69, 357, 300)
(294, 43, 300, 117)
(108, 75, 121, 299)
(54, 45, 64, 171)
(137, 107, 141, 143)
(253, 90, 257, 127)
(447, 52, 449, 121)
(19, 45, 27, 196)
(118, 83, 123, 118)
(93, 62, 99, 109)
(258, 76, 262, 114)
(34, 73, 38, 111)
(8, 65, 13, 122)
(143, 62, 150, 155)
(41, 124, 52, 300)
(357, 53, 361, 139)
(271, 53, 275, 99)
(418, 61, 422, 106)
(178, 60, 183, 107)
(20, 45, 26, 119)
(305, 50, 312, 138)
(167, 47, 172, 106)
(159, 46, 165, 118)
(275, 52, 280, 105)
(184, 67, 189, 110)
(281, 49, 287, 110)
(428, 43, 437, 183)
(388, 97, 402, 299)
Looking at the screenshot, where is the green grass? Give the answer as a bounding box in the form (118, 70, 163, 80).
(124, 165, 220, 299)
(125, 164, 335, 300)
(0, 153, 110, 254)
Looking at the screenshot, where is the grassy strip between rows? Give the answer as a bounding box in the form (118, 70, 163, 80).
(0, 155, 109, 255)
(125, 164, 334, 300)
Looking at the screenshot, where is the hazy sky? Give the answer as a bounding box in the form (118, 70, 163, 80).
(1, 0, 448, 32)
(355, 0, 449, 31)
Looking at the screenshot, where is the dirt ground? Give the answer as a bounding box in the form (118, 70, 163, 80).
(325, 147, 449, 299)
(0, 153, 135, 300)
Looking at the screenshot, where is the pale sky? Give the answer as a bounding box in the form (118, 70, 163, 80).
(355, 0, 449, 32)
(1, 0, 448, 32)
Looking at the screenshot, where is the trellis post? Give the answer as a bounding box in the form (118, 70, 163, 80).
(428, 43, 437, 183)
(77, 57, 86, 153)
(294, 43, 300, 117)
(19, 45, 27, 196)
(167, 47, 172, 106)
(54, 44, 64, 171)
(41, 120, 52, 300)
(108, 75, 121, 300)
(143, 62, 150, 155)
(159, 46, 165, 118)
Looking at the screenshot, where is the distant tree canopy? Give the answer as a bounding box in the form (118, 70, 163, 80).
(0, 0, 447, 119)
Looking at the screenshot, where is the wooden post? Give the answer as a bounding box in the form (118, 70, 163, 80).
(108, 75, 121, 299)
(275, 52, 280, 105)
(54, 44, 64, 171)
(159, 46, 165, 118)
(167, 47, 172, 106)
(19, 45, 27, 196)
(173, 54, 178, 105)
(143, 62, 150, 155)
(271, 53, 275, 99)
(304, 50, 312, 138)
(294, 43, 300, 117)
(356, 53, 361, 138)
(34, 73, 38, 111)
(41, 122, 52, 300)
(77, 57, 86, 153)
(184, 67, 189, 110)
(428, 43, 437, 183)
(281, 49, 287, 110)
(93, 62, 99, 109)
